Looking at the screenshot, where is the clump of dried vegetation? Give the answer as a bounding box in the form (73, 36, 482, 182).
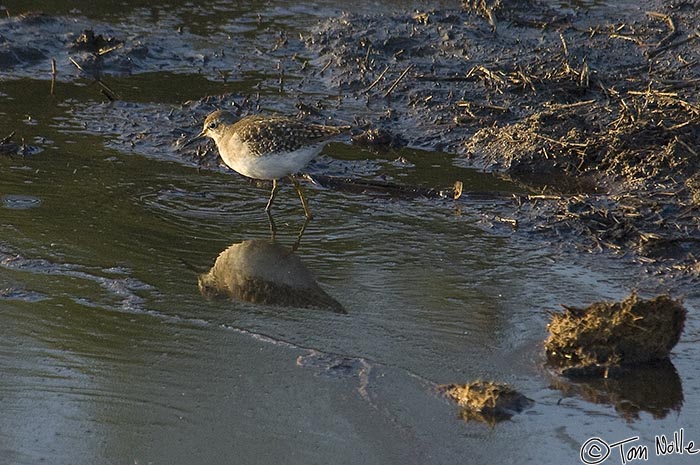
(439, 380, 533, 424)
(545, 293, 686, 378)
(458, 2, 700, 275)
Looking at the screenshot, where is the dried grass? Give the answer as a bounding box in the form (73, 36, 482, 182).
(545, 293, 686, 377)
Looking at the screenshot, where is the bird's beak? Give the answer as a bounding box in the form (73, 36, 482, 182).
(181, 130, 206, 148)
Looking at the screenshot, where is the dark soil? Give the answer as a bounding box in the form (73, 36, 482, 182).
(306, 0, 700, 281)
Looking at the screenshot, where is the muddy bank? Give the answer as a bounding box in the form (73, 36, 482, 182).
(3, 0, 699, 282)
(307, 0, 700, 281)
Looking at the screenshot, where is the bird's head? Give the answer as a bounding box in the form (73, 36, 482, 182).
(184, 110, 238, 147)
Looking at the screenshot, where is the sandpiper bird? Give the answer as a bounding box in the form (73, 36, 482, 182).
(186, 110, 350, 219)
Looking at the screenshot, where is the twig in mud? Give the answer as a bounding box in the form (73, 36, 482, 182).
(69, 56, 119, 100)
(579, 61, 589, 88)
(383, 64, 413, 98)
(295, 101, 322, 116)
(494, 216, 518, 228)
(559, 32, 569, 57)
(627, 87, 700, 115)
(456, 106, 477, 119)
(647, 29, 700, 59)
(1, 131, 16, 145)
(645, 11, 677, 49)
(464, 0, 499, 31)
(514, 67, 535, 92)
(468, 65, 507, 92)
(545, 99, 596, 110)
(484, 104, 509, 112)
(535, 133, 589, 149)
(456, 100, 509, 113)
(363, 43, 372, 69)
(213, 67, 231, 84)
(364, 65, 389, 93)
(527, 194, 563, 201)
(414, 74, 473, 82)
(68, 56, 85, 72)
(319, 58, 332, 75)
(627, 90, 679, 98)
(609, 33, 643, 46)
(97, 43, 123, 56)
(100, 88, 115, 102)
(675, 137, 699, 158)
(70, 55, 117, 100)
(50, 58, 57, 96)
(95, 79, 117, 101)
(658, 77, 700, 90)
(485, 8, 497, 32)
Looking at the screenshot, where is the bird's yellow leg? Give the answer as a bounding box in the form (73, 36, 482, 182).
(265, 179, 279, 213)
(289, 175, 313, 219)
(265, 179, 279, 240)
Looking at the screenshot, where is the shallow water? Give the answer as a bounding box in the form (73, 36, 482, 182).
(1, 1, 698, 465)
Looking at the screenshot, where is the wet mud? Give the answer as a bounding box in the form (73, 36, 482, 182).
(304, 0, 700, 280)
(7, 1, 698, 286)
(0, 0, 700, 454)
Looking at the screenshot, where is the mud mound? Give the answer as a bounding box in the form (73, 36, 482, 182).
(70, 29, 123, 54)
(461, 0, 700, 189)
(467, 89, 700, 185)
(462, 0, 567, 30)
(439, 380, 532, 424)
(545, 294, 686, 377)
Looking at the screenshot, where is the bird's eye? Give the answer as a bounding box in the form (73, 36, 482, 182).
(207, 121, 218, 130)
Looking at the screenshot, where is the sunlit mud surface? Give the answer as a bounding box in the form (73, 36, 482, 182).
(1, 1, 698, 464)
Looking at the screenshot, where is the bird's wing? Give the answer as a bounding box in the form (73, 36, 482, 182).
(236, 116, 347, 155)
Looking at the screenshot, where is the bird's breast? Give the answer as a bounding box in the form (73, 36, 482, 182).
(216, 134, 324, 180)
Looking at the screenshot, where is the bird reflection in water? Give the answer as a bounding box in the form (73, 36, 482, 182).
(198, 239, 345, 313)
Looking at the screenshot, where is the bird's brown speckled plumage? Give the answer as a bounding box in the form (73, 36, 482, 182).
(201, 110, 349, 158)
(231, 115, 348, 157)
